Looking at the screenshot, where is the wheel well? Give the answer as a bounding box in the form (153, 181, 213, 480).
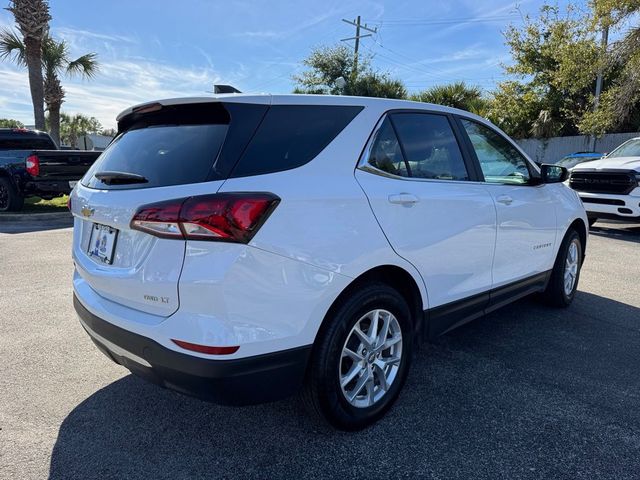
(314, 265, 425, 350)
(569, 218, 587, 262)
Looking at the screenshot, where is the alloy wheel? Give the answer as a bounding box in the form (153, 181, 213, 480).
(564, 239, 580, 296)
(339, 309, 403, 408)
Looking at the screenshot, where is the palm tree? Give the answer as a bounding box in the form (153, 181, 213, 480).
(591, 2, 640, 128)
(0, 30, 98, 146)
(410, 82, 488, 115)
(5, 0, 50, 131)
(60, 113, 102, 148)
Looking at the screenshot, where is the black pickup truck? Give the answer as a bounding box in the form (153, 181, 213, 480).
(0, 128, 102, 212)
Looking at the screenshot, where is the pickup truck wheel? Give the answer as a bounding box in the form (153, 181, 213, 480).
(302, 283, 413, 431)
(0, 177, 24, 212)
(541, 229, 583, 308)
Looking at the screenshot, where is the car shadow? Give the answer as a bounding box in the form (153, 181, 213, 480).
(589, 221, 640, 243)
(49, 292, 640, 479)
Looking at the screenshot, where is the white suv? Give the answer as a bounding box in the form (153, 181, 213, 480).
(71, 94, 588, 430)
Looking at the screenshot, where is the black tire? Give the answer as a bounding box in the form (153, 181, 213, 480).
(588, 218, 598, 227)
(302, 283, 413, 431)
(0, 177, 24, 212)
(541, 229, 583, 307)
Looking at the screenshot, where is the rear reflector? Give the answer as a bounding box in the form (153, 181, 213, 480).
(171, 339, 239, 355)
(131, 192, 280, 243)
(26, 154, 40, 176)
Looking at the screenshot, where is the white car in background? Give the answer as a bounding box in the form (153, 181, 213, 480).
(569, 137, 640, 225)
(70, 94, 588, 430)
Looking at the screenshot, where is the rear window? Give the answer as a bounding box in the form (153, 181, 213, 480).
(230, 105, 363, 178)
(0, 134, 55, 150)
(82, 124, 228, 190)
(81, 102, 362, 190)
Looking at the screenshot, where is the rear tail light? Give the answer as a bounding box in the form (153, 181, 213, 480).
(26, 155, 40, 176)
(130, 193, 280, 243)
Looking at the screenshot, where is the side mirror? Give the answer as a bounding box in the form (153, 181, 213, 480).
(540, 164, 569, 183)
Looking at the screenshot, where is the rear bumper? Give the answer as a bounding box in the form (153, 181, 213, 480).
(74, 294, 312, 405)
(24, 179, 74, 197)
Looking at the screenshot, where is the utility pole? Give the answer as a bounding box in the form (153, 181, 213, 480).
(341, 16, 377, 81)
(590, 24, 609, 151)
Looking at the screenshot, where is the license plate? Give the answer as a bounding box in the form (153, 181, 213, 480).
(87, 223, 118, 265)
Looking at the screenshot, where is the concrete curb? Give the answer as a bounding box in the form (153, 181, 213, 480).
(0, 211, 72, 222)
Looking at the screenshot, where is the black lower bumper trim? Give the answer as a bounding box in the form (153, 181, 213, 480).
(74, 295, 312, 405)
(587, 212, 640, 222)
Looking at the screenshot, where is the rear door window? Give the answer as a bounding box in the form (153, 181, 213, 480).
(366, 117, 409, 176)
(389, 113, 469, 181)
(230, 105, 363, 178)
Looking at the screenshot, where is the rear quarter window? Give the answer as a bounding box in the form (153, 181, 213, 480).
(230, 105, 363, 178)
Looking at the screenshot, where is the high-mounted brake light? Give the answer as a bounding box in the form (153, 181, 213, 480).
(131, 102, 163, 114)
(25, 155, 40, 176)
(130, 193, 280, 243)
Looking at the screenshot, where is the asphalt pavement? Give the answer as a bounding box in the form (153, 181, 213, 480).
(0, 220, 639, 479)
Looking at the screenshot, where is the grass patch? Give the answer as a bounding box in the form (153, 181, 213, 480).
(22, 195, 69, 213)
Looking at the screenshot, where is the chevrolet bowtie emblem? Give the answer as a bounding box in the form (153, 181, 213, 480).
(81, 206, 95, 218)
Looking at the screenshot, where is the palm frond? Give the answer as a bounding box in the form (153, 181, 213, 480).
(66, 52, 98, 78)
(41, 35, 67, 73)
(0, 28, 27, 66)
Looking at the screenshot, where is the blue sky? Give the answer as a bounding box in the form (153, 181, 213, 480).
(0, 0, 577, 128)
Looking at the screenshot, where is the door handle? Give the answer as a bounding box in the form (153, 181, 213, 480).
(388, 193, 420, 205)
(496, 195, 513, 206)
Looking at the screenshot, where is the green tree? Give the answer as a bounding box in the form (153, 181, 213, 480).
(0, 30, 98, 146)
(4, 0, 50, 130)
(60, 113, 102, 148)
(488, 5, 600, 138)
(293, 44, 407, 99)
(580, 0, 640, 134)
(410, 82, 488, 115)
(101, 127, 117, 137)
(0, 118, 24, 127)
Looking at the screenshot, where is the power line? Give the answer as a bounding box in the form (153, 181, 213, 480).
(367, 14, 520, 27)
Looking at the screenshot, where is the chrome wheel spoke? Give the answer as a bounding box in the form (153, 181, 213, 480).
(381, 334, 402, 351)
(366, 372, 375, 405)
(343, 347, 363, 362)
(341, 363, 362, 388)
(372, 363, 389, 391)
(353, 326, 372, 349)
(368, 310, 380, 344)
(348, 369, 370, 402)
(378, 313, 391, 349)
(379, 355, 401, 368)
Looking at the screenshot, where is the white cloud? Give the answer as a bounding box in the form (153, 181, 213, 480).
(0, 59, 224, 129)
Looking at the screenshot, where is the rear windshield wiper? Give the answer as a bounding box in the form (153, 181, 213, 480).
(94, 171, 149, 185)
